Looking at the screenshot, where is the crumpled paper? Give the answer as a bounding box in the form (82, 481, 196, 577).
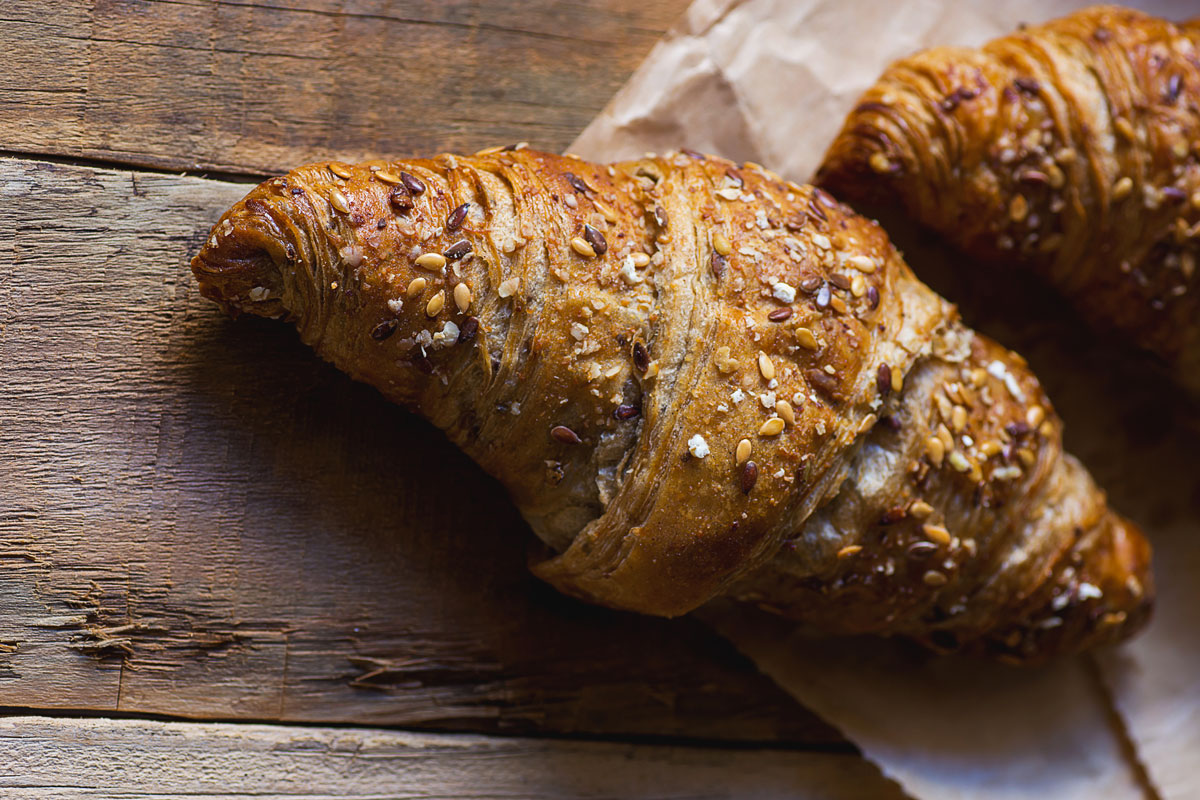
(570, 1, 1197, 798)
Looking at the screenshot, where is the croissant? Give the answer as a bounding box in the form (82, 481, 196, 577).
(818, 5, 1200, 396)
(191, 146, 1151, 663)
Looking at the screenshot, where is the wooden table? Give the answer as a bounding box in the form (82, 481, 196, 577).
(0, 2, 903, 796)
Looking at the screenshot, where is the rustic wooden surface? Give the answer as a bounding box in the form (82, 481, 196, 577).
(0, 0, 685, 176)
(0, 155, 844, 745)
(0, 715, 904, 799)
(0, 2, 885, 794)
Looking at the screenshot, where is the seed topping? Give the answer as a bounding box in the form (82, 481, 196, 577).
(614, 404, 641, 421)
(757, 352, 776, 381)
(551, 425, 582, 444)
(741, 460, 759, 493)
(632, 341, 650, 373)
(370, 319, 398, 341)
(582, 224, 608, 255)
(759, 417, 785, 437)
(453, 282, 472, 312)
(444, 240, 472, 260)
(735, 438, 752, 465)
(415, 252, 447, 271)
(400, 172, 426, 195)
(457, 316, 479, 344)
(329, 189, 350, 213)
(446, 203, 469, 231)
(570, 237, 597, 258)
(425, 291, 445, 317)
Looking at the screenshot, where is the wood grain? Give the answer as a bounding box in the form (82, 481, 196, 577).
(0, 0, 686, 176)
(0, 715, 902, 799)
(0, 155, 839, 744)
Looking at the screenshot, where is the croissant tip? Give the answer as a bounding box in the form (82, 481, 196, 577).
(191, 197, 291, 318)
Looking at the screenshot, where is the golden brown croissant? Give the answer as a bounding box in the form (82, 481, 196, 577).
(818, 5, 1200, 396)
(191, 147, 1151, 663)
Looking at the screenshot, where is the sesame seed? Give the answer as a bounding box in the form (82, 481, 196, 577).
(923, 523, 952, 546)
(400, 172, 426, 195)
(370, 319, 398, 341)
(735, 438, 752, 465)
(444, 240, 472, 260)
(850, 275, 867, 297)
(951, 405, 968, 432)
(1113, 176, 1134, 200)
(425, 291, 445, 317)
(712, 232, 732, 256)
(923, 570, 948, 587)
(837, 545, 863, 558)
(329, 189, 350, 213)
(909, 500, 934, 519)
(768, 308, 793, 322)
(329, 163, 353, 179)
(497, 277, 520, 298)
(1026, 404, 1045, 427)
(757, 352, 776, 381)
(869, 152, 892, 174)
(570, 236, 597, 258)
(925, 436, 945, 467)
(582, 224, 607, 255)
(741, 460, 758, 493)
(475, 145, 506, 156)
(1114, 116, 1136, 142)
(614, 404, 641, 420)
(454, 283, 472, 312)
(631, 252, 651, 268)
(551, 425, 582, 444)
(775, 400, 795, 426)
(759, 417, 785, 437)
(948, 451, 970, 472)
(375, 169, 402, 184)
(457, 316, 479, 344)
(415, 252, 446, 271)
(446, 203, 469, 231)
(594, 200, 619, 223)
(406, 277, 427, 297)
(847, 255, 876, 273)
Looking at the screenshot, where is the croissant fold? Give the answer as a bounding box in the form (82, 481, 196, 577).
(192, 147, 1151, 663)
(819, 5, 1200, 397)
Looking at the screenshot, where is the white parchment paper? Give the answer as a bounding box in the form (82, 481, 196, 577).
(570, 1, 1198, 798)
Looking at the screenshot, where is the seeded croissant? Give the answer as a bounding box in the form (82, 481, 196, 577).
(191, 147, 1151, 663)
(818, 5, 1200, 397)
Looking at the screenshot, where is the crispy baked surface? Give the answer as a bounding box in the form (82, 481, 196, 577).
(193, 147, 1151, 662)
(820, 5, 1200, 395)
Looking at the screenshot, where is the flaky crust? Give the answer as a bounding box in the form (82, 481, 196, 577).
(192, 147, 1151, 662)
(819, 5, 1200, 396)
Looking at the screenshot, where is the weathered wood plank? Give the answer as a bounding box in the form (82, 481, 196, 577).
(0, 155, 839, 744)
(0, 715, 903, 799)
(0, 0, 687, 175)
